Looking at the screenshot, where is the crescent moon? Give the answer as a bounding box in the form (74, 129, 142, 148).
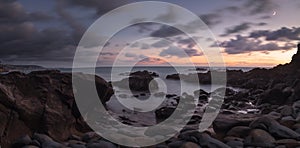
(272, 11, 277, 16)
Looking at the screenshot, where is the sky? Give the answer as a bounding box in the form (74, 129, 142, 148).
(1, 0, 300, 68)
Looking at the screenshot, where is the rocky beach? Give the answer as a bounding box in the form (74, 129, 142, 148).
(0, 44, 299, 148)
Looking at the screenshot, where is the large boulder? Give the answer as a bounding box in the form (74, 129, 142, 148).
(0, 70, 113, 147)
(213, 114, 257, 138)
(244, 129, 276, 147)
(250, 116, 300, 140)
(113, 70, 158, 92)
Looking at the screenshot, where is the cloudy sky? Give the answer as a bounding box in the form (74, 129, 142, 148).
(1, 0, 300, 67)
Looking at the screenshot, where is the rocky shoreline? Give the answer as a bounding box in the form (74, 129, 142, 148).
(1, 44, 300, 147)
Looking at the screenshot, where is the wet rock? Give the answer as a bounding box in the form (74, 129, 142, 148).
(166, 73, 180, 80)
(179, 131, 230, 148)
(68, 144, 86, 148)
(280, 105, 293, 117)
(155, 106, 176, 122)
(32, 133, 53, 145)
(293, 100, 300, 117)
(168, 140, 185, 148)
(280, 116, 296, 128)
(226, 140, 243, 148)
(244, 129, 276, 147)
(166, 94, 177, 98)
(144, 126, 177, 137)
(82, 132, 101, 143)
(250, 116, 300, 140)
(266, 111, 282, 120)
(154, 92, 165, 97)
(275, 139, 300, 147)
(213, 114, 255, 138)
(12, 135, 32, 148)
(41, 140, 65, 148)
(86, 140, 117, 148)
(226, 126, 251, 138)
(113, 70, 158, 92)
(22, 146, 40, 148)
(181, 142, 201, 148)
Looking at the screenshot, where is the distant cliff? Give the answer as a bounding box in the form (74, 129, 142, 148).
(0, 64, 45, 72)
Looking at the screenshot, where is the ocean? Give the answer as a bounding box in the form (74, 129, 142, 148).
(61, 66, 254, 95)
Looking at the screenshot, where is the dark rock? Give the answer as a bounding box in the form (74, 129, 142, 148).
(41, 140, 65, 148)
(144, 126, 177, 137)
(12, 135, 32, 148)
(114, 70, 158, 92)
(181, 142, 200, 148)
(155, 106, 176, 122)
(166, 94, 177, 98)
(68, 135, 81, 141)
(213, 114, 256, 138)
(250, 116, 300, 140)
(258, 83, 292, 105)
(67, 140, 86, 145)
(275, 139, 300, 147)
(86, 140, 117, 148)
(167, 141, 185, 148)
(280, 105, 293, 116)
(30, 140, 40, 147)
(32, 133, 53, 145)
(280, 116, 296, 129)
(130, 70, 159, 77)
(82, 132, 101, 143)
(223, 136, 244, 143)
(226, 140, 243, 148)
(266, 111, 282, 120)
(293, 100, 300, 118)
(179, 131, 230, 148)
(244, 129, 276, 147)
(290, 43, 300, 65)
(68, 144, 86, 148)
(22, 146, 40, 148)
(0, 71, 113, 147)
(168, 141, 185, 148)
(226, 126, 251, 138)
(166, 73, 180, 80)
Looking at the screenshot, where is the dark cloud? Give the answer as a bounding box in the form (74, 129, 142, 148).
(29, 11, 54, 21)
(159, 46, 202, 58)
(221, 22, 252, 36)
(100, 52, 115, 56)
(151, 40, 171, 48)
(0, 1, 53, 24)
(64, 0, 130, 16)
(243, 0, 278, 15)
(150, 25, 182, 38)
(223, 6, 240, 13)
(55, 0, 85, 43)
(199, 13, 221, 27)
(218, 35, 295, 54)
(257, 22, 267, 26)
(0, 1, 75, 63)
(124, 53, 137, 58)
(249, 27, 300, 41)
(140, 43, 150, 50)
(177, 38, 196, 48)
(149, 12, 221, 38)
(260, 15, 272, 19)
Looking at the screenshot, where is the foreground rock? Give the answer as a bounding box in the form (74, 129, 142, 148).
(0, 70, 113, 147)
